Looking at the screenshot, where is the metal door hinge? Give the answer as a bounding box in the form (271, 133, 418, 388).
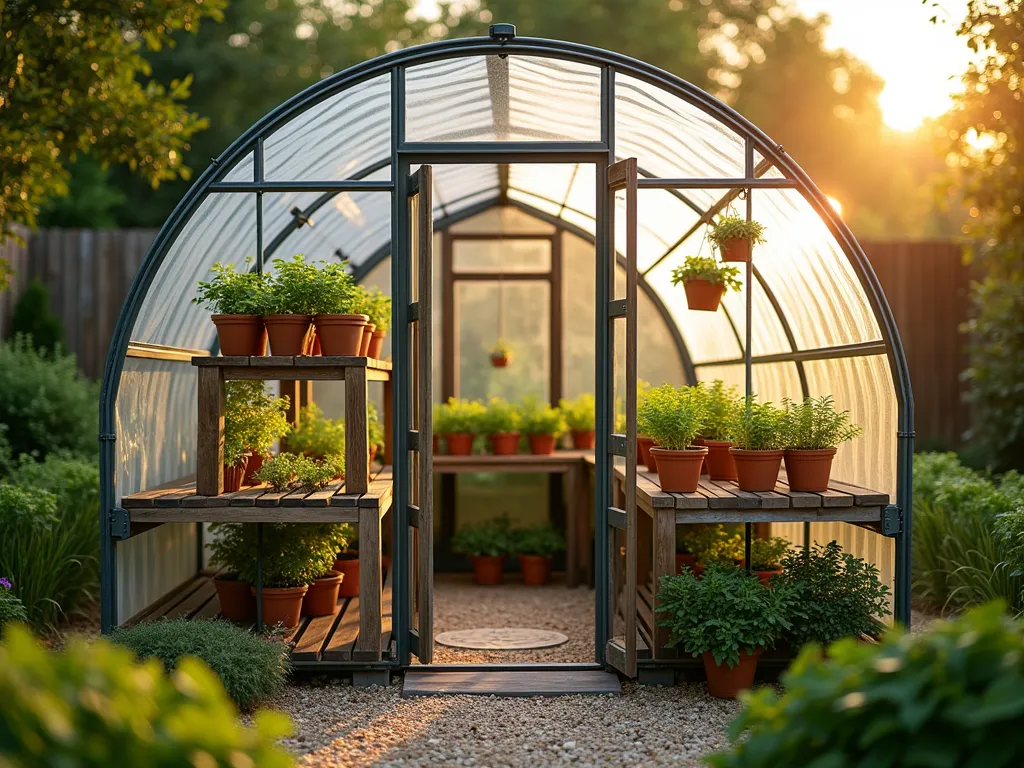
(882, 504, 902, 537)
(109, 508, 131, 539)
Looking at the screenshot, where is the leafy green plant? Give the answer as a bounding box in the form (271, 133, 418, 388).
(363, 287, 392, 332)
(310, 260, 358, 315)
(368, 400, 385, 451)
(0, 580, 27, 633)
(490, 338, 513, 361)
(0, 625, 293, 766)
(235, 523, 343, 588)
(452, 518, 512, 557)
(913, 451, 978, 504)
(480, 397, 522, 436)
(224, 381, 290, 466)
(680, 525, 732, 562)
(703, 532, 745, 566)
(253, 453, 302, 491)
(287, 404, 344, 459)
(636, 383, 708, 450)
(295, 454, 343, 490)
(708, 216, 766, 248)
(699, 380, 742, 441)
(208, 523, 249, 580)
(193, 259, 269, 315)
(772, 541, 890, 647)
(512, 524, 565, 557)
(727, 397, 786, 451)
(263, 254, 320, 315)
(656, 563, 791, 668)
(8, 279, 65, 353)
(559, 393, 595, 432)
(0, 336, 98, 460)
(709, 602, 1024, 768)
(782, 395, 862, 449)
(113, 619, 290, 711)
(520, 397, 567, 437)
(748, 537, 790, 571)
(670, 256, 742, 291)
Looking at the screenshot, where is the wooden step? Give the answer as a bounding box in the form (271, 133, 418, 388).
(402, 669, 621, 697)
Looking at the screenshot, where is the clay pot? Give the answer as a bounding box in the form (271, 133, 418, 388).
(517, 554, 553, 586)
(212, 314, 266, 356)
(683, 279, 726, 312)
(433, 434, 440, 455)
(756, 568, 783, 586)
(703, 648, 762, 699)
(368, 330, 385, 359)
(676, 553, 697, 573)
(489, 432, 520, 456)
(333, 554, 360, 598)
(729, 448, 784, 492)
(571, 429, 595, 450)
(491, 354, 509, 368)
(213, 576, 255, 623)
(694, 438, 708, 475)
(314, 313, 368, 356)
(649, 446, 708, 493)
(720, 237, 752, 263)
(251, 584, 308, 629)
(369, 444, 378, 466)
(223, 455, 250, 493)
(784, 448, 838, 492)
(469, 555, 505, 585)
(529, 434, 557, 455)
(637, 436, 657, 473)
(264, 314, 312, 356)
(243, 453, 266, 486)
(446, 433, 474, 456)
(302, 570, 343, 617)
(359, 322, 376, 356)
(705, 440, 738, 481)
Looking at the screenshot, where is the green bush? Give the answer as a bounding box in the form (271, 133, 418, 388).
(747, 537, 789, 571)
(0, 579, 27, 633)
(519, 397, 566, 437)
(7, 279, 65, 353)
(637, 383, 708, 450)
(224, 381, 291, 464)
(480, 397, 522, 436)
(512, 524, 565, 557)
(234, 523, 346, 589)
(113, 618, 290, 711)
(559, 393, 595, 432)
(0, 336, 98, 460)
(287, 403, 344, 459)
(709, 602, 1024, 768)
(434, 398, 486, 435)
(0, 625, 293, 766)
(452, 518, 512, 557)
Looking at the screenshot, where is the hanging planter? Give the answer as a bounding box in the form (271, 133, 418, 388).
(194, 260, 269, 356)
(671, 256, 743, 313)
(708, 216, 766, 263)
(782, 395, 863, 491)
(490, 339, 513, 368)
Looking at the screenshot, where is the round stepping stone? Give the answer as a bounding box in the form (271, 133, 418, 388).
(435, 627, 569, 650)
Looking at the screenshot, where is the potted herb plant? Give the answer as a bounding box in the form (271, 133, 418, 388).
(709, 215, 766, 263)
(332, 524, 359, 598)
(520, 398, 567, 455)
(670, 256, 743, 312)
(559, 393, 596, 449)
(637, 384, 709, 492)
(363, 288, 391, 359)
(193, 259, 269, 356)
(452, 518, 512, 585)
(684, 525, 734, 578)
(782, 395, 863, 491)
(301, 523, 349, 617)
(262, 254, 319, 356)
(490, 339, 512, 368)
(311, 261, 367, 356)
(512, 524, 565, 586)
(223, 381, 292, 486)
(222, 389, 253, 494)
(254, 452, 301, 491)
(481, 397, 522, 456)
(368, 400, 385, 465)
(727, 397, 787, 491)
(635, 380, 657, 473)
(437, 398, 486, 456)
(287, 404, 344, 469)
(746, 536, 790, 585)
(656, 563, 790, 698)
(207, 523, 255, 623)
(700, 380, 742, 481)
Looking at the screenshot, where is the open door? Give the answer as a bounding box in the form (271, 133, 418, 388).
(604, 158, 639, 677)
(408, 165, 434, 664)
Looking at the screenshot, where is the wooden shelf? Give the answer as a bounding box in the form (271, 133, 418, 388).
(192, 354, 392, 382)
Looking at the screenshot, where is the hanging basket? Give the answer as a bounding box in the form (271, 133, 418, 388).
(490, 352, 510, 368)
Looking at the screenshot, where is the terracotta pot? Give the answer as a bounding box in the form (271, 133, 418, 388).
(529, 434, 557, 455)
(214, 577, 255, 623)
(223, 455, 250, 493)
(302, 570, 343, 617)
(491, 354, 509, 368)
(264, 314, 312, 356)
(314, 313, 368, 356)
(243, 453, 266, 486)
(359, 322, 376, 356)
(705, 440, 738, 481)
(720, 237, 752, 263)
(368, 330, 386, 359)
(756, 568, 783, 586)
(212, 314, 266, 356)
(369, 444, 378, 465)
(694, 438, 708, 475)
(730, 448, 784, 492)
(433, 434, 440, 455)
(517, 554, 553, 586)
(784, 448, 838, 492)
(676, 553, 697, 573)
(446, 432, 474, 456)
(469, 554, 505, 585)
(251, 584, 308, 629)
(489, 432, 520, 456)
(637, 436, 657, 473)
(702, 648, 762, 699)
(683, 279, 726, 312)
(571, 429, 595, 450)
(649, 446, 708, 492)
(333, 555, 360, 598)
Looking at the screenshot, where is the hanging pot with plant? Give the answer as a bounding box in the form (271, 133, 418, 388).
(521, 398, 568, 456)
(637, 384, 709, 493)
(263, 255, 319, 356)
(490, 339, 512, 368)
(482, 397, 522, 456)
(781, 395, 863, 491)
(671, 256, 743, 312)
(709, 216, 766, 263)
(727, 397, 787, 492)
(559, 393, 596, 449)
(453, 519, 511, 586)
(194, 259, 269, 356)
(311, 263, 368, 357)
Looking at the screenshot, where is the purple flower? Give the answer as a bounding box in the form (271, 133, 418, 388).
(0, 578, 11, 590)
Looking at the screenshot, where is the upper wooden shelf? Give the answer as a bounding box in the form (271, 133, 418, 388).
(433, 450, 594, 474)
(191, 355, 392, 382)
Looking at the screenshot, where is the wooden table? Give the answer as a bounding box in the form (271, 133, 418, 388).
(432, 451, 593, 587)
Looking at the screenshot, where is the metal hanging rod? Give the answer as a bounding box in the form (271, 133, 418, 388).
(637, 178, 798, 190)
(208, 180, 394, 193)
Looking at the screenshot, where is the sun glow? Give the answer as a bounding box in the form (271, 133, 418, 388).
(825, 195, 843, 216)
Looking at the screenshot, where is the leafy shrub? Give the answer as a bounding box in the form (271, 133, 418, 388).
(0, 579, 27, 633)
(0, 336, 98, 460)
(7, 278, 64, 352)
(224, 381, 291, 463)
(0, 625, 293, 766)
(113, 618, 290, 711)
(263, 254, 321, 315)
(748, 537, 790, 571)
(452, 518, 512, 557)
(559, 393, 595, 432)
(480, 397, 522, 436)
(637, 383, 708, 450)
(434, 398, 487, 435)
(679, 524, 731, 561)
(361, 287, 392, 333)
(512, 524, 565, 557)
(772, 541, 890, 647)
(698, 380, 741, 441)
(670, 255, 742, 291)
(254, 452, 302, 491)
(519, 397, 566, 437)
(913, 450, 977, 504)
(295, 454, 342, 490)
(0, 425, 13, 478)
(368, 400, 385, 451)
(708, 216, 766, 247)
(287, 403, 344, 459)
(726, 396, 786, 451)
(782, 394, 862, 449)
(656, 564, 790, 668)
(709, 602, 1024, 768)
(235, 523, 345, 588)
(309, 260, 357, 315)
(703, 532, 745, 567)
(193, 259, 269, 315)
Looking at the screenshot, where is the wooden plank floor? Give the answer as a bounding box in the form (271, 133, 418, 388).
(402, 669, 621, 697)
